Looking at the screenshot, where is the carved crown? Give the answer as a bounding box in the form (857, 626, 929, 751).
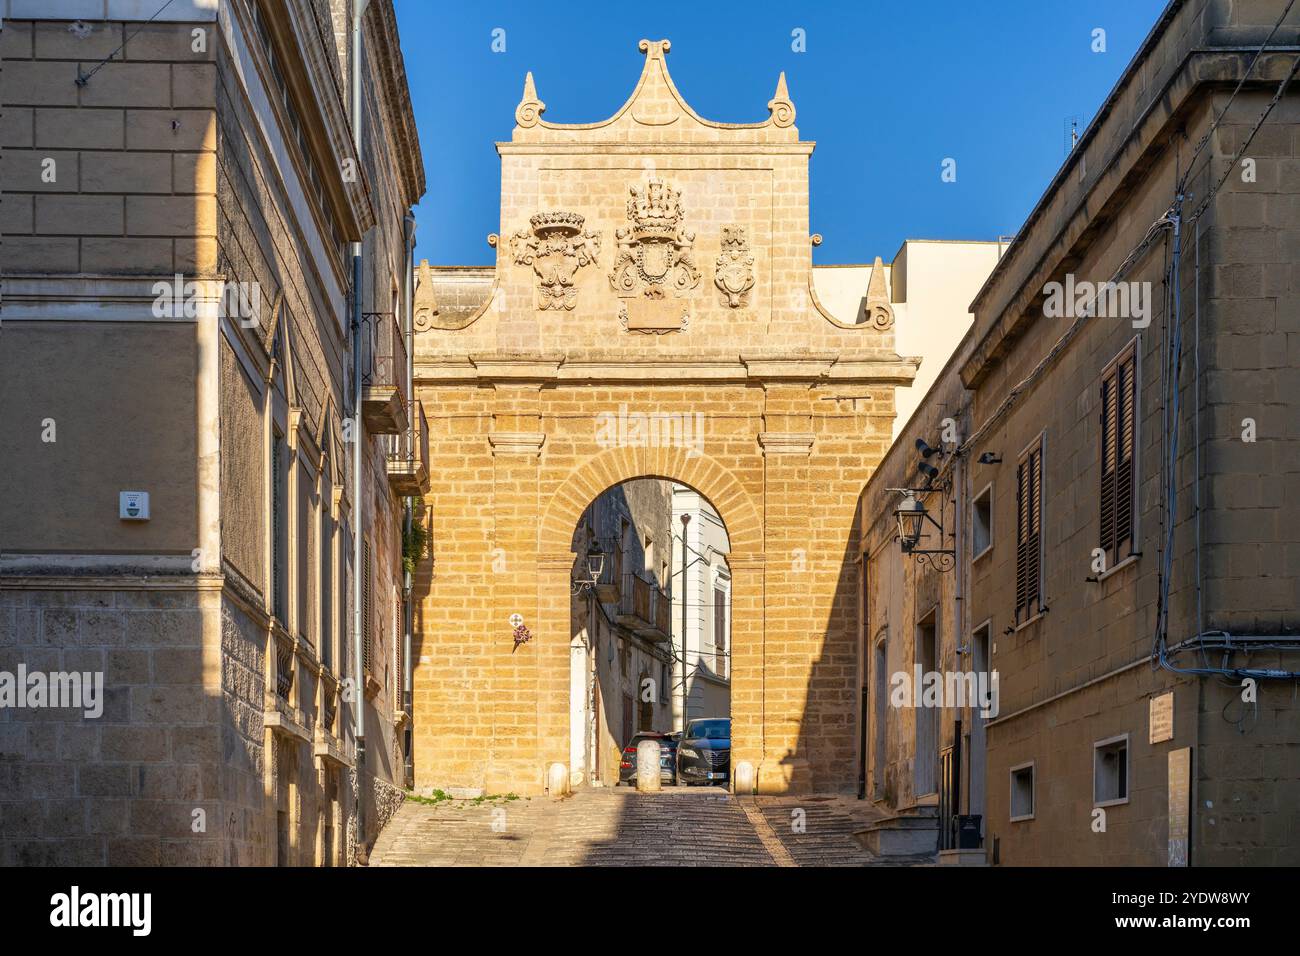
(627, 179, 682, 241)
(529, 210, 585, 237)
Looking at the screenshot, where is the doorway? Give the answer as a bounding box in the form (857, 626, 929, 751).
(915, 611, 938, 797)
(872, 630, 888, 799)
(969, 621, 991, 827)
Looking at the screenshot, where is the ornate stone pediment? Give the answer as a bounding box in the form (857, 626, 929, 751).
(511, 211, 601, 311)
(609, 179, 700, 299)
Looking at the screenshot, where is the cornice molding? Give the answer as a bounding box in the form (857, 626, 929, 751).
(366, 0, 426, 205)
(488, 432, 547, 456)
(260, 0, 374, 238)
(758, 432, 815, 456)
(961, 45, 1297, 388)
(415, 354, 919, 387)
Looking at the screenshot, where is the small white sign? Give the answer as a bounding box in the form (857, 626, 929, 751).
(508, 613, 524, 628)
(119, 491, 150, 521)
(1150, 691, 1174, 744)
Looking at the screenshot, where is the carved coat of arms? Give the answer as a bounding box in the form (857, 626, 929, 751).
(609, 179, 701, 298)
(714, 226, 755, 308)
(511, 211, 600, 310)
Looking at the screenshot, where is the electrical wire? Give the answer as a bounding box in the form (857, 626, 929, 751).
(1186, 50, 1300, 226)
(76, 0, 179, 87)
(1177, 0, 1298, 192)
(1131, 11, 1300, 684)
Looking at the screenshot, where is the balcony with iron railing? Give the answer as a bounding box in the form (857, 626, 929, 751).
(653, 583, 673, 639)
(313, 670, 349, 768)
(616, 572, 672, 643)
(264, 628, 310, 743)
(360, 311, 409, 435)
(386, 399, 429, 495)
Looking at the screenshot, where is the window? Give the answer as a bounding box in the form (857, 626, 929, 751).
(320, 475, 333, 671)
(637, 671, 653, 731)
(659, 663, 669, 703)
(271, 431, 288, 624)
(914, 612, 938, 795)
(1015, 436, 1044, 624)
(972, 483, 993, 560)
(362, 540, 373, 676)
(713, 587, 728, 678)
(871, 632, 888, 800)
(1094, 735, 1129, 806)
(392, 584, 403, 700)
(1100, 342, 1138, 569)
(615, 519, 627, 582)
(1010, 762, 1035, 821)
(251, 1, 344, 254)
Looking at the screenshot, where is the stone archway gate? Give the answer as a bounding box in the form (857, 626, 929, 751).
(410, 40, 917, 796)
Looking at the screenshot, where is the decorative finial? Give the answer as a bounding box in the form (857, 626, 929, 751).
(768, 71, 795, 128)
(638, 38, 671, 57)
(413, 259, 439, 332)
(515, 71, 545, 128)
(864, 255, 894, 330)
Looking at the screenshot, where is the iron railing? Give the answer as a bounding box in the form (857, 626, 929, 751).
(627, 573, 652, 623)
(360, 311, 409, 408)
(653, 584, 672, 636)
(619, 572, 671, 639)
(386, 399, 428, 472)
(321, 675, 338, 735)
(274, 633, 294, 702)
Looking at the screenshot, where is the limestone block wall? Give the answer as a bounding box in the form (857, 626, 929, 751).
(411, 379, 895, 796)
(0, 18, 218, 275)
(0, 586, 218, 866)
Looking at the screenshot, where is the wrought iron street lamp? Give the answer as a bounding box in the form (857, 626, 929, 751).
(571, 538, 607, 594)
(888, 486, 956, 572)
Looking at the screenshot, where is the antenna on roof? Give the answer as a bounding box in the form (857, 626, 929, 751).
(1064, 116, 1080, 155)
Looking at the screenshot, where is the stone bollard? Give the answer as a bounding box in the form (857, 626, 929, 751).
(733, 760, 756, 795)
(547, 762, 569, 798)
(635, 739, 662, 792)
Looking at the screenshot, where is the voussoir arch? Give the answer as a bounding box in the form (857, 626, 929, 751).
(538, 444, 763, 558)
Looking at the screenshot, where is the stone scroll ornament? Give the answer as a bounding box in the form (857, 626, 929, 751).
(511, 211, 601, 311)
(714, 226, 755, 308)
(609, 179, 701, 298)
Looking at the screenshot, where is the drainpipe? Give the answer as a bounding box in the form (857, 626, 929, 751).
(402, 210, 416, 787)
(350, 0, 371, 860)
(677, 513, 691, 734)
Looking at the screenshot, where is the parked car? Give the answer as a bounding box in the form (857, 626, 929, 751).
(675, 717, 730, 786)
(619, 732, 679, 786)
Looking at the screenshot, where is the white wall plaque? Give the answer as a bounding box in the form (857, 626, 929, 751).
(119, 491, 150, 521)
(1149, 691, 1174, 744)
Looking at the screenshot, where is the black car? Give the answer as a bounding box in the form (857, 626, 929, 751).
(675, 718, 730, 786)
(618, 732, 679, 786)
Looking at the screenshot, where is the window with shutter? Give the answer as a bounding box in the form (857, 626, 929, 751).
(394, 584, 404, 707)
(713, 588, 727, 678)
(320, 488, 332, 671)
(1100, 343, 1138, 569)
(362, 540, 373, 675)
(271, 432, 288, 624)
(1015, 437, 1044, 624)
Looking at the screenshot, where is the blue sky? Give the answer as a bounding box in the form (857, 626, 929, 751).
(394, 0, 1169, 266)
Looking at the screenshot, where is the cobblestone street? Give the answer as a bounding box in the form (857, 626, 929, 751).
(369, 787, 933, 867)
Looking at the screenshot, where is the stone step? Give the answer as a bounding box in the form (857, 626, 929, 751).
(853, 810, 940, 858)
